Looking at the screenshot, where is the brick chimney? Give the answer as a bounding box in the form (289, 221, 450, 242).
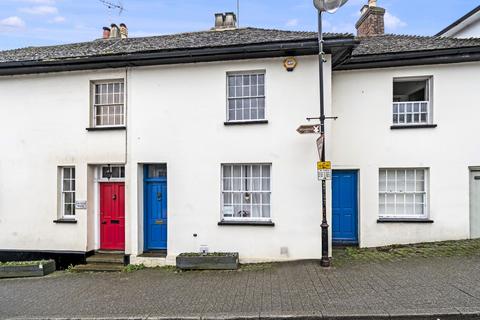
(355, 0, 385, 37)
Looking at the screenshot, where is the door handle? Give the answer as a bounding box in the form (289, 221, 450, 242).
(111, 220, 120, 224)
(155, 219, 164, 225)
(157, 192, 162, 201)
(101, 221, 107, 225)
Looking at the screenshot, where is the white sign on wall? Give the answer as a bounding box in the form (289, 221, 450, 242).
(223, 206, 234, 217)
(75, 200, 87, 210)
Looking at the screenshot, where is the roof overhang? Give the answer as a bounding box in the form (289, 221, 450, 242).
(335, 46, 480, 71)
(436, 6, 480, 37)
(0, 37, 357, 76)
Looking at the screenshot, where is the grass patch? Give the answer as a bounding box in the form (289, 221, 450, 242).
(123, 264, 146, 273)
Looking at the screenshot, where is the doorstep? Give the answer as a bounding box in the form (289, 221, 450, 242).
(138, 250, 167, 258)
(130, 253, 173, 267)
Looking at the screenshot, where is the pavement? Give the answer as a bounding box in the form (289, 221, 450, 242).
(3, 244, 480, 320)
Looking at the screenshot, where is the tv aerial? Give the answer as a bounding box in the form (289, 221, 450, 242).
(98, 0, 125, 16)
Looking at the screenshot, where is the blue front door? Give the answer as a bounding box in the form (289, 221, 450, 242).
(144, 172, 167, 250)
(332, 170, 358, 244)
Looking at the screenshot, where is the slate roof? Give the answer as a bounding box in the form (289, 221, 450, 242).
(0, 28, 347, 64)
(1, 26, 480, 70)
(353, 34, 480, 56)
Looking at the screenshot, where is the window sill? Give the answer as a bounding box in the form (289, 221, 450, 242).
(224, 120, 268, 126)
(53, 219, 77, 224)
(377, 218, 433, 224)
(86, 126, 126, 131)
(218, 220, 275, 227)
(391, 124, 437, 130)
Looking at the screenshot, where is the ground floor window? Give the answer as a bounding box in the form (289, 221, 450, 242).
(221, 164, 271, 221)
(60, 167, 76, 218)
(379, 168, 428, 219)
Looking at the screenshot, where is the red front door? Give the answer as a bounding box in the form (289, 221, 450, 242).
(100, 182, 125, 250)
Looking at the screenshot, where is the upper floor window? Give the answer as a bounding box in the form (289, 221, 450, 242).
(60, 167, 76, 218)
(227, 72, 265, 122)
(92, 80, 125, 127)
(392, 77, 432, 126)
(379, 168, 428, 219)
(221, 164, 271, 221)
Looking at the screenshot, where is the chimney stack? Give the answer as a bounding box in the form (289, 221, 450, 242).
(102, 27, 111, 39)
(119, 23, 128, 39)
(212, 12, 237, 30)
(355, 0, 385, 37)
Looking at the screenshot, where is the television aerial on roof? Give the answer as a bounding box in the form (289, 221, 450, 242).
(98, 0, 125, 16)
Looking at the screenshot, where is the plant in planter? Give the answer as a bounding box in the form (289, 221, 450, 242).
(176, 252, 239, 270)
(0, 260, 56, 278)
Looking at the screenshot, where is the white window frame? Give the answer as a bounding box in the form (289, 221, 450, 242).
(99, 165, 126, 182)
(392, 76, 433, 126)
(60, 167, 76, 219)
(379, 168, 429, 219)
(226, 71, 266, 123)
(221, 163, 272, 222)
(91, 79, 125, 128)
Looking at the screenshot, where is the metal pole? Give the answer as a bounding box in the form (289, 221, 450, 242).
(237, 0, 240, 27)
(317, 10, 331, 268)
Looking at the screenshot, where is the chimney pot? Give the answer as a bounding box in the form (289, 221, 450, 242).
(102, 27, 111, 39)
(214, 13, 224, 29)
(212, 12, 237, 30)
(119, 23, 128, 39)
(110, 23, 120, 38)
(224, 12, 237, 28)
(356, 0, 385, 37)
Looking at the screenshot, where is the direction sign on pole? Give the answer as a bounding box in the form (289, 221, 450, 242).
(297, 124, 320, 134)
(316, 134, 324, 160)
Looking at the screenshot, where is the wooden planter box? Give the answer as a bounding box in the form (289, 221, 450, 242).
(176, 253, 239, 270)
(0, 260, 56, 278)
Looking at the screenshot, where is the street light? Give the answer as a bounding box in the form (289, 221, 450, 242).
(313, 0, 348, 268)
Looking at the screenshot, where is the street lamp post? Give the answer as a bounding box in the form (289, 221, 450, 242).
(313, 0, 348, 268)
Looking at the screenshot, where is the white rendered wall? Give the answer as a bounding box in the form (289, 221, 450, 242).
(0, 56, 332, 262)
(0, 70, 126, 252)
(127, 56, 332, 263)
(332, 62, 480, 248)
(446, 17, 480, 38)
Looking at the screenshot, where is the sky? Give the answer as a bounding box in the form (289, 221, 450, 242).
(0, 0, 478, 50)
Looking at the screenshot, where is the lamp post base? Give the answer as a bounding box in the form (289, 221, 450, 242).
(320, 257, 331, 267)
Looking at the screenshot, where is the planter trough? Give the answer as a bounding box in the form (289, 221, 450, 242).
(176, 252, 239, 270)
(0, 260, 56, 278)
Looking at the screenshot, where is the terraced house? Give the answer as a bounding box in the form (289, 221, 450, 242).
(1, 1, 480, 269)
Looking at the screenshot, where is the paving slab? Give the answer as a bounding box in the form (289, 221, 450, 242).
(3, 254, 480, 320)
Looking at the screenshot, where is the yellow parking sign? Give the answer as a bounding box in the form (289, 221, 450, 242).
(317, 161, 331, 170)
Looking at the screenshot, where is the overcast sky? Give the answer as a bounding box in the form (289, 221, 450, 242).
(0, 0, 478, 50)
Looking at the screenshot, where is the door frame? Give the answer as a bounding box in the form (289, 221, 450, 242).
(143, 165, 168, 252)
(469, 167, 480, 239)
(332, 169, 360, 246)
(93, 165, 126, 251)
(99, 181, 126, 250)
